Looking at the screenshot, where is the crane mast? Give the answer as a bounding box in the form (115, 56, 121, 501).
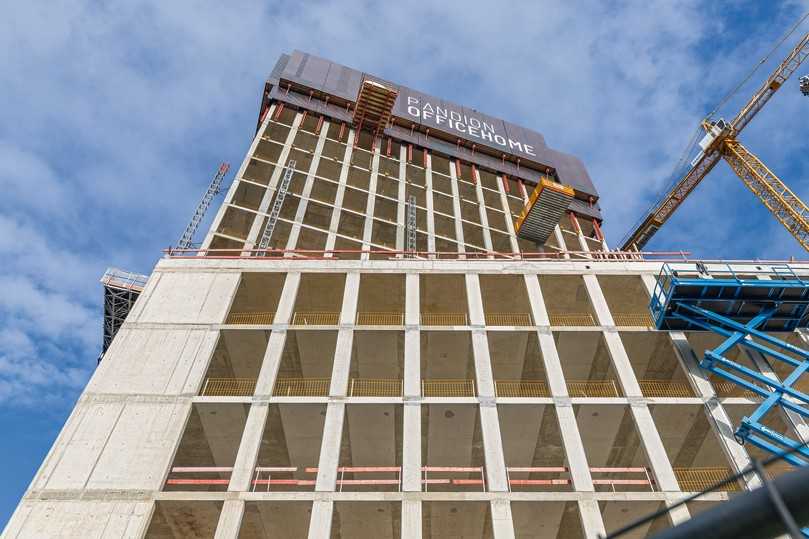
(621, 31, 809, 252)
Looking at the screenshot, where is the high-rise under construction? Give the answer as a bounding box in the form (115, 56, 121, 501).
(5, 51, 809, 539)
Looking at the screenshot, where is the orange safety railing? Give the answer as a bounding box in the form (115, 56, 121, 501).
(638, 380, 694, 398)
(420, 312, 469, 326)
(484, 312, 533, 326)
(548, 313, 597, 326)
(506, 466, 570, 489)
(302, 466, 402, 490)
(495, 380, 550, 398)
(251, 466, 317, 491)
(225, 311, 276, 324)
(422, 466, 486, 491)
(612, 312, 656, 327)
(164, 466, 233, 489)
(590, 467, 655, 491)
(349, 378, 403, 397)
(272, 377, 330, 396)
(673, 467, 740, 492)
(291, 311, 340, 325)
(566, 380, 621, 397)
(422, 379, 476, 397)
(355, 312, 404, 325)
(200, 377, 257, 396)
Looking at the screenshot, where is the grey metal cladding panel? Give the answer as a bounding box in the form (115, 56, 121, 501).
(323, 63, 363, 101)
(503, 123, 547, 153)
(283, 51, 332, 92)
(568, 197, 602, 221)
(268, 54, 291, 85)
(544, 149, 598, 198)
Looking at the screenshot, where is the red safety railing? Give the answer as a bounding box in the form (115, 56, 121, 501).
(163, 247, 692, 262)
(422, 466, 486, 491)
(164, 466, 233, 488)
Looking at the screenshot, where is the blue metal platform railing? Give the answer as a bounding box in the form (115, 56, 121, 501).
(650, 263, 809, 467)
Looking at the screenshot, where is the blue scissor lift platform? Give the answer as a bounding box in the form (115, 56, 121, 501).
(650, 263, 809, 467)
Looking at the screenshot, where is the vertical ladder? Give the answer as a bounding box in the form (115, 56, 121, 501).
(257, 160, 296, 255)
(406, 195, 417, 255)
(177, 162, 230, 249)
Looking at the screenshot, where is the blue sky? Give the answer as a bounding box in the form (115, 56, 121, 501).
(1, 0, 808, 528)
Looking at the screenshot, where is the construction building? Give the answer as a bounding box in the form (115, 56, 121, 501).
(5, 51, 809, 539)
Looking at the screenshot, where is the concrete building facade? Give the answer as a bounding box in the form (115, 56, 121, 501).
(5, 52, 808, 539)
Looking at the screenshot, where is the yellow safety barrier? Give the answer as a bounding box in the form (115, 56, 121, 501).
(355, 312, 404, 325)
(638, 380, 694, 398)
(420, 313, 469, 326)
(273, 377, 330, 396)
(225, 311, 276, 324)
(422, 379, 476, 397)
(349, 378, 403, 397)
(495, 380, 550, 398)
(566, 380, 620, 397)
(484, 313, 533, 326)
(291, 312, 340, 325)
(548, 313, 596, 326)
(713, 381, 758, 398)
(673, 467, 740, 492)
(200, 378, 257, 396)
(611, 312, 655, 327)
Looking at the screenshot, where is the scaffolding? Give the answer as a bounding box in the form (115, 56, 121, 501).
(256, 160, 296, 254)
(650, 263, 809, 466)
(99, 268, 149, 362)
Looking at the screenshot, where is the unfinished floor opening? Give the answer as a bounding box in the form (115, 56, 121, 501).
(538, 275, 597, 327)
(599, 501, 671, 539)
(200, 330, 269, 396)
(499, 404, 570, 490)
(337, 404, 403, 491)
(356, 273, 405, 325)
(238, 501, 312, 538)
(421, 404, 485, 491)
(252, 404, 327, 491)
(291, 273, 346, 326)
(226, 273, 285, 324)
(421, 331, 476, 397)
(489, 331, 549, 397)
(273, 330, 336, 397)
(597, 275, 654, 327)
(511, 501, 583, 539)
(330, 501, 402, 539)
(144, 500, 223, 539)
(479, 274, 533, 326)
(574, 404, 654, 492)
(349, 330, 404, 396)
(621, 332, 694, 398)
(422, 501, 493, 539)
(420, 274, 468, 326)
(555, 331, 623, 397)
(163, 404, 250, 491)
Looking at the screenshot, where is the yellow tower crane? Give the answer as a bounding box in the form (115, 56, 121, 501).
(621, 30, 809, 251)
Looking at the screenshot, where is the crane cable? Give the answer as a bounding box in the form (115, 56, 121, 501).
(706, 10, 809, 121)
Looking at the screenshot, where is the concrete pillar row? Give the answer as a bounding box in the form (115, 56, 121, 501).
(245, 110, 304, 249)
(360, 136, 382, 260)
(286, 119, 331, 251)
(324, 130, 356, 253)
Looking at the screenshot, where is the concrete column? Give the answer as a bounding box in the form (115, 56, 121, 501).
(496, 175, 521, 254)
(254, 272, 300, 395)
(214, 499, 245, 539)
(480, 403, 509, 492)
(330, 272, 359, 396)
(528, 274, 594, 489)
(424, 151, 436, 253)
(473, 167, 494, 253)
(286, 120, 330, 250)
(449, 159, 466, 253)
(402, 402, 422, 491)
(307, 500, 333, 539)
(324, 130, 356, 253)
(245, 111, 303, 248)
(360, 137, 382, 260)
(203, 103, 276, 250)
(553, 225, 570, 259)
(666, 501, 691, 525)
(228, 403, 269, 491)
(396, 144, 407, 252)
(490, 499, 516, 539)
(402, 498, 422, 538)
(578, 499, 607, 539)
(403, 272, 422, 492)
(315, 402, 345, 491)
